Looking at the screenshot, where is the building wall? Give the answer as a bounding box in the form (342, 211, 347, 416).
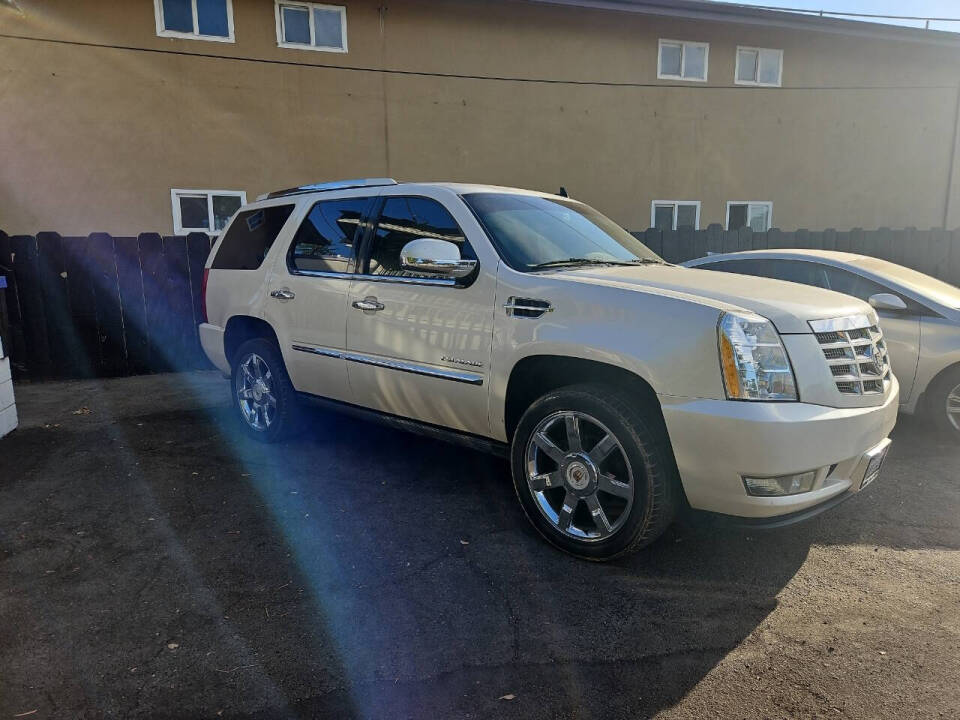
(2, 0, 960, 236)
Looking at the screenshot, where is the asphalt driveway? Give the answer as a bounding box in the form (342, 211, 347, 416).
(0, 372, 958, 719)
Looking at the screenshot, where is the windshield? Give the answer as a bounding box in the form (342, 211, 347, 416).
(462, 193, 664, 272)
(853, 256, 960, 310)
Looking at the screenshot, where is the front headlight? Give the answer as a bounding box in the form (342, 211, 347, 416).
(718, 311, 797, 401)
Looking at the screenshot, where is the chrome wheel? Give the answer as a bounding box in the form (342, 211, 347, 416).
(236, 353, 277, 431)
(524, 410, 634, 542)
(946, 383, 960, 432)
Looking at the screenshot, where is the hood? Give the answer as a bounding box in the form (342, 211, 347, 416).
(550, 264, 873, 334)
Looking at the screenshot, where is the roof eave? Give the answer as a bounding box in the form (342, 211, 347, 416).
(522, 0, 960, 48)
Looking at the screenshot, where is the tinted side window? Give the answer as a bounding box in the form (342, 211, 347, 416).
(211, 204, 294, 270)
(822, 266, 888, 301)
(769, 260, 830, 288)
(365, 197, 476, 278)
(699, 259, 771, 276)
(289, 197, 369, 273)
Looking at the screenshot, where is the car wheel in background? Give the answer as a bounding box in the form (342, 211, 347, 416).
(231, 338, 300, 443)
(510, 384, 678, 561)
(928, 365, 960, 439)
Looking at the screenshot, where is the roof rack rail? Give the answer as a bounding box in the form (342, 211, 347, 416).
(258, 178, 398, 201)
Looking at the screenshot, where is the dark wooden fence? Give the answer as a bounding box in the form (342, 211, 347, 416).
(2, 224, 960, 381)
(633, 224, 960, 287)
(0, 231, 213, 380)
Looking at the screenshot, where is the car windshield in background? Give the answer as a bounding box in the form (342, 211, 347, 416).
(853, 256, 960, 310)
(462, 193, 664, 272)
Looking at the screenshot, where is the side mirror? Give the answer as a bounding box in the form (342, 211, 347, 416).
(868, 293, 908, 312)
(400, 238, 477, 279)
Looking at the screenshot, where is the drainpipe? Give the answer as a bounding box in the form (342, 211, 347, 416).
(943, 82, 960, 229)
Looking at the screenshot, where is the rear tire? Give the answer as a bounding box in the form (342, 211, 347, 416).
(510, 384, 678, 561)
(927, 365, 960, 439)
(231, 338, 300, 443)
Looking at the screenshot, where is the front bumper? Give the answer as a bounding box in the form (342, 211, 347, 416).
(659, 376, 899, 519)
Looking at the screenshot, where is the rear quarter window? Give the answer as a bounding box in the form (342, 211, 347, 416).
(211, 204, 295, 270)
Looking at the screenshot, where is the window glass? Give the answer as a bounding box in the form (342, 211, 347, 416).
(853, 256, 960, 310)
(821, 266, 888, 302)
(212, 205, 294, 270)
(748, 204, 770, 231)
(212, 194, 243, 232)
(162, 0, 193, 32)
(699, 259, 772, 277)
(758, 49, 781, 84)
(676, 204, 698, 229)
(464, 193, 662, 272)
(769, 260, 829, 287)
(653, 205, 674, 231)
(684, 44, 707, 79)
(660, 43, 682, 76)
(737, 49, 758, 82)
(179, 195, 209, 230)
(728, 204, 748, 231)
(366, 197, 473, 278)
(196, 0, 229, 36)
(282, 5, 311, 44)
(313, 7, 343, 48)
(290, 197, 367, 273)
(728, 203, 771, 231)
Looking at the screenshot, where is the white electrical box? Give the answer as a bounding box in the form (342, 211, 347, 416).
(0, 336, 17, 439)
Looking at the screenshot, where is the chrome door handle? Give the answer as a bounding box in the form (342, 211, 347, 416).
(352, 297, 385, 312)
(270, 288, 296, 300)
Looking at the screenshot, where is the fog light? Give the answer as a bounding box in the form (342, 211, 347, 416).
(743, 471, 817, 497)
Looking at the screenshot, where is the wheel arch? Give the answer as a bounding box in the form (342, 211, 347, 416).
(224, 315, 280, 368)
(504, 355, 663, 441)
(918, 359, 960, 413)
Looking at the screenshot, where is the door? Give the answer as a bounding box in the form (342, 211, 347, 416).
(264, 194, 373, 404)
(345, 193, 495, 436)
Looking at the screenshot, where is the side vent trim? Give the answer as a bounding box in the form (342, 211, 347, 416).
(504, 297, 553, 319)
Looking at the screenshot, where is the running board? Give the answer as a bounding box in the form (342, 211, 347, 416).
(296, 393, 509, 458)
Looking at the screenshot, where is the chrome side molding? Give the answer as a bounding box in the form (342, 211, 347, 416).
(292, 345, 483, 386)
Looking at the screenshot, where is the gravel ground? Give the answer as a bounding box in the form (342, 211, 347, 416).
(0, 372, 957, 719)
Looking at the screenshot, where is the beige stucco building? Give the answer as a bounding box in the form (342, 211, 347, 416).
(2, 0, 960, 237)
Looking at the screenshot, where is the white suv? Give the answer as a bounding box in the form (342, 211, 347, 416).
(200, 179, 897, 560)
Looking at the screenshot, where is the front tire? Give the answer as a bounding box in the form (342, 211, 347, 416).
(928, 365, 960, 439)
(231, 338, 300, 443)
(511, 384, 678, 561)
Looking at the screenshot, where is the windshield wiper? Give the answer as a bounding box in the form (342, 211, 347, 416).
(528, 257, 662, 270)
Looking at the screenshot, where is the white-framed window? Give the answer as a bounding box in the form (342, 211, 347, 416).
(275, 1, 348, 53)
(171, 189, 246, 235)
(735, 46, 783, 86)
(657, 39, 709, 82)
(726, 201, 773, 231)
(651, 201, 701, 230)
(154, 0, 234, 42)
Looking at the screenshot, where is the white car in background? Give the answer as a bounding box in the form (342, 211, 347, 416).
(685, 250, 960, 436)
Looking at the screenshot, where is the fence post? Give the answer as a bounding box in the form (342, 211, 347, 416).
(186, 232, 213, 369)
(114, 235, 151, 375)
(36, 232, 74, 378)
(139, 232, 168, 373)
(822, 229, 837, 251)
(706, 223, 723, 255)
(643, 228, 662, 259)
(10, 235, 51, 379)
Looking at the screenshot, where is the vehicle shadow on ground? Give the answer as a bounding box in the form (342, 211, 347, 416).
(1, 394, 955, 719)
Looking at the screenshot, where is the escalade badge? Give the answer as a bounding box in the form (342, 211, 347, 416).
(442, 356, 484, 368)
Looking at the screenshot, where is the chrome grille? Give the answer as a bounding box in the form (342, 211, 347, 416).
(813, 318, 891, 395)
